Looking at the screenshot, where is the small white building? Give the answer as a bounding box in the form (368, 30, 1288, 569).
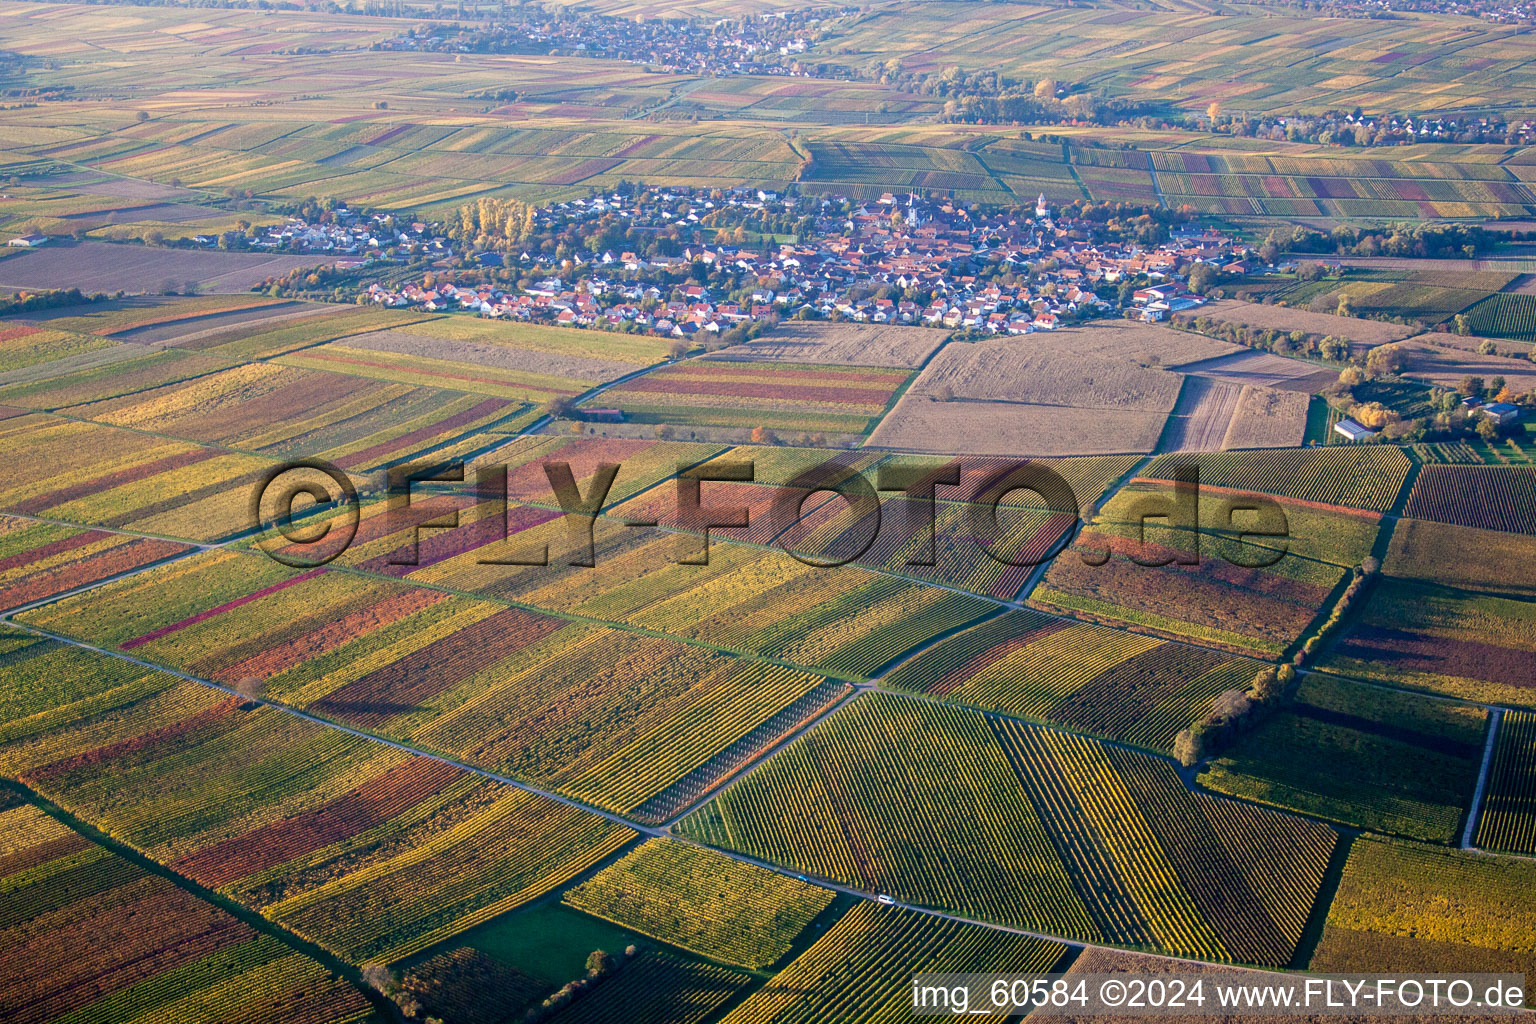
(1334, 418, 1378, 442)
(7, 233, 47, 247)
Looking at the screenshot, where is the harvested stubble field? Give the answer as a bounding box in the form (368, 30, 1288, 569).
(1393, 333, 1536, 392)
(1192, 299, 1416, 347)
(0, 241, 321, 294)
(866, 397, 1171, 456)
(1159, 377, 1243, 453)
(1221, 385, 1311, 449)
(1175, 349, 1339, 394)
(869, 325, 1198, 456)
(703, 321, 947, 369)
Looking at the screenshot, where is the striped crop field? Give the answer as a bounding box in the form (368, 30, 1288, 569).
(0, 514, 193, 612)
(0, 794, 378, 1024)
(590, 361, 912, 435)
(719, 902, 1065, 1024)
(1140, 447, 1412, 512)
(882, 609, 1257, 752)
(0, 629, 632, 964)
(677, 692, 1336, 965)
(1476, 711, 1536, 856)
(14, 549, 849, 821)
(1403, 466, 1536, 537)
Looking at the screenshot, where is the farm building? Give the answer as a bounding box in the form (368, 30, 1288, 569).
(1334, 418, 1378, 442)
(1480, 402, 1521, 426)
(6, 233, 47, 247)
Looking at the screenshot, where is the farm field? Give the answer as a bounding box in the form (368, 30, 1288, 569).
(720, 902, 1065, 1024)
(1139, 446, 1412, 512)
(1186, 299, 1416, 349)
(1310, 837, 1536, 981)
(587, 360, 912, 437)
(1319, 576, 1536, 707)
(563, 839, 835, 969)
(5, 0, 1536, 1006)
(14, 548, 851, 821)
(0, 513, 194, 612)
(1198, 675, 1487, 842)
(1033, 483, 1381, 658)
(869, 324, 1200, 456)
(0, 628, 634, 964)
(0, 792, 379, 1024)
(1475, 711, 1536, 857)
(1402, 466, 1536, 536)
(1173, 349, 1339, 395)
(702, 321, 946, 369)
(0, 241, 321, 295)
(881, 608, 1256, 753)
(677, 692, 1337, 965)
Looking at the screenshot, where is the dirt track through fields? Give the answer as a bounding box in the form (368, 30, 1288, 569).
(1159, 376, 1242, 452)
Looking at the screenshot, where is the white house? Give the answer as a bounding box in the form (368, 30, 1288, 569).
(7, 233, 46, 247)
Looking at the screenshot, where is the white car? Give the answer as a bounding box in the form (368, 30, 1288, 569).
(875, 894, 895, 906)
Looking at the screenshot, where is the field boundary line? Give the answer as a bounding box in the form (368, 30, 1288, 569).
(0, 777, 403, 1024)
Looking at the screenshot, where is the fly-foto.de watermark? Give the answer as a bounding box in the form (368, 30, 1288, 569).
(251, 458, 1292, 571)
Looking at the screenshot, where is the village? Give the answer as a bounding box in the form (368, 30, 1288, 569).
(337, 188, 1232, 338)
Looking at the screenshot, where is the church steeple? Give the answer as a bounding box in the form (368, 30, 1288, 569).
(1036, 193, 1050, 220)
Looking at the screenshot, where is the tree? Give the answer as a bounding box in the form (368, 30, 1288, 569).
(1456, 314, 1472, 336)
(1335, 293, 1354, 318)
(1364, 343, 1404, 377)
(933, 383, 954, 403)
(1258, 233, 1280, 265)
(585, 950, 615, 977)
(667, 339, 689, 360)
(1479, 338, 1498, 355)
(750, 426, 777, 445)
(232, 676, 265, 700)
(1033, 78, 1058, 100)
(1459, 375, 1485, 397)
(1173, 727, 1204, 767)
(1187, 262, 1220, 294)
(1476, 415, 1502, 442)
(1206, 101, 1222, 122)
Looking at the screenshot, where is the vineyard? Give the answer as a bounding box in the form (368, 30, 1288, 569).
(1320, 577, 1536, 707)
(1311, 837, 1536, 980)
(1199, 675, 1488, 842)
(720, 902, 1065, 1024)
(677, 693, 1336, 965)
(0, 794, 377, 1024)
(0, 515, 193, 613)
(1403, 466, 1536, 537)
(564, 839, 834, 969)
(549, 950, 752, 1024)
(1032, 489, 1371, 658)
(0, 639, 633, 964)
(1475, 711, 1536, 856)
(1139, 447, 1412, 512)
(590, 361, 912, 436)
(881, 609, 1255, 752)
(15, 548, 852, 818)
(1463, 293, 1536, 342)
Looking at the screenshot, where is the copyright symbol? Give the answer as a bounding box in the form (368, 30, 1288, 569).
(251, 460, 359, 568)
(1100, 980, 1126, 1007)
